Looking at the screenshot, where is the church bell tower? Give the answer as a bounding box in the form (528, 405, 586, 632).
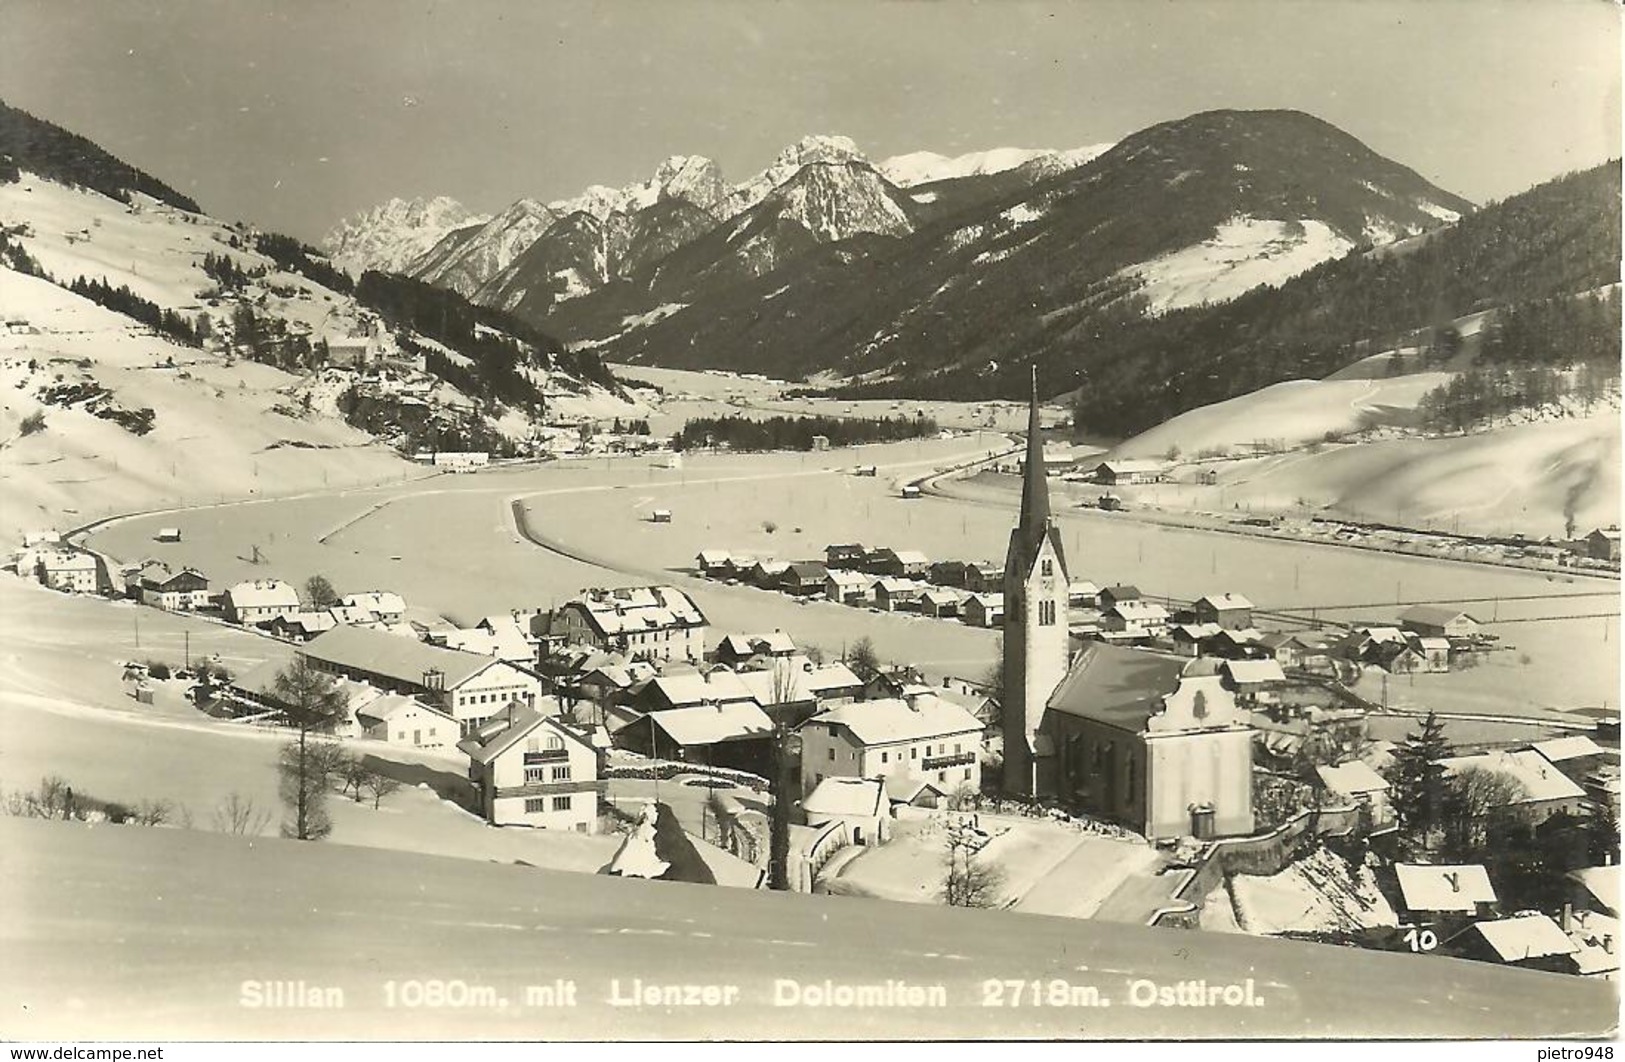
(1001, 371, 1073, 797)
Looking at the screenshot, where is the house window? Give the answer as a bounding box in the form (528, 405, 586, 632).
(828, 748, 835, 761)
(552, 766, 571, 782)
(552, 796, 572, 812)
(525, 798, 546, 813)
(954, 743, 961, 754)
(526, 767, 545, 783)
(881, 751, 888, 764)
(911, 747, 918, 760)
(546, 735, 564, 751)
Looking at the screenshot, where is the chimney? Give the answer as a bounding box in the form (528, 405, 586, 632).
(1562, 902, 1574, 933)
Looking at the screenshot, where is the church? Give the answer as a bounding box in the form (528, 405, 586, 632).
(1000, 379, 1254, 840)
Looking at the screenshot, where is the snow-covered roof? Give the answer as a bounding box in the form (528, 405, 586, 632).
(1108, 600, 1169, 621)
(341, 590, 406, 615)
(875, 577, 925, 594)
(1437, 749, 1587, 804)
(1470, 915, 1578, 963)
(1399, 605, 1479, 628)
(225, 579, 300, 608)
(1567, 910, 1621, 976)
(803, 777, 886, 820)
(734, 662, 862, 705)
(649, 702, 775, 747)
(891, 550, 930, 565)
(1316, 760, 1390, 797)
(1533, 735, 1606, 763)
(327, 604, 379, 625)
(1197, 592, 1254, 611)
(441, 626, 533, 662)
(356, 693, 455, 727)
(1395, 863, 1497, 912)
(1408, 636, 1451, 651)
(458, 706, 584, 765)
(1095, 459, 1165, 474)
(1171, 622, 1223, 641)
(919, 587, 963, 606)
(1569, 866, 1620, 915)
(808, 695, 984, 747)
(718, 632, 797, 657)
(1068, 580, 1100, 596)
(697, 548, 733, 564)
(303, 624, 509, 690)
(826, 569, 870, 587)
(1223, 659, 1286, 686)
(1354, 626, 1406, 643)
(569, 585, 706, 635)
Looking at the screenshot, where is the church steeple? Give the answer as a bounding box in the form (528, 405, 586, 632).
(1018, 367, 1050, 540)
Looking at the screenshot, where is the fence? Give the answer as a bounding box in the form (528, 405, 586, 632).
(1147, 802, 1365, 929)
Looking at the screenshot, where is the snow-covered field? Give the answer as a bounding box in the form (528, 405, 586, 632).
(1124, 217, 1356, 314)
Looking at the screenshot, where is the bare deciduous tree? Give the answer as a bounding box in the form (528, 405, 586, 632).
(272, 657, 348, 841)
(942, 822, 1006, 908)
(212, 792, 272, 835)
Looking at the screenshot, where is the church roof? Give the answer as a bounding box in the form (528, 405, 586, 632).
(1008, 371, 1067, 578)
(1043, 643, 1187, 732)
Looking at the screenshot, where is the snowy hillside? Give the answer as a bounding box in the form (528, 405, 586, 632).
(1123, 217, 1358, 314)
(322, 196, 489, 277)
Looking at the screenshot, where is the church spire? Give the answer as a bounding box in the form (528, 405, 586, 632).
(1018, 367, 1050, 538)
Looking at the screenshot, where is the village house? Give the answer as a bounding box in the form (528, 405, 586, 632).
(1203, 627, 1266, 660)
(929, 560, 970, 587)
(1435, 748, 1589, 823)
(617, 700, 776, 776)
(696, 548, 734, 576)
(1258, 631, 1334, 672)
(801, 777, 890, 847)
(549, 585, 708, 663)
(458, 706, 602, 832)
(735, 658, 865, 724)
(961, 593, 1004, 628)
(714, 631, 798, 668)
(1315, 759, 1395, 829)
(1089, 459, 1165, 486)
(1398, 605, 1482, 642)
(824, 543, 867, 569)
(865, 548, 930, 578)
(266, 610, 339, 642)
(354, 693, 460, 750)
(1169, 623, 1222, 657)
(824, 569, 870, 605)
(437, 624, 536, 665)
(1337, 625, 1408, 662)
(630, 667, 757, 714)
(777, 561, 829, 596)
(1037, 649, 1255, 840)
(742, 559, 786, 588)
(873, 577, 926, 613)
(1101, 598, 1170, 639)
(1097, 584, 1142, 611)
(962, 562, 1004, 594)
(1405, 634, 1451, 672)
(798, 692, 984, 799)
(137, 566, 209, 610)
(1454, 914, 1579, 974)
(1394, 863, 1499, 929)
(1067, 580, 1100, 609)
(340, 591, 407, 625)
(1586, 527, 1622, 562)
(919, 587, 964, 619)
(1221, 658, 1287, 698)
(1194, 592, 1255, 630)
(35, 549, 100, 594)
(1530, 735, 1613, 791)
(222, 579, 301, 626)
(302, 624, 545, 734)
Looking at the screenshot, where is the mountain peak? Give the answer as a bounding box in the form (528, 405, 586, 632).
(323, 195, 488, 276)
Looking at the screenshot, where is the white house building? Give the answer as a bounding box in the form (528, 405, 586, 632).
(339, 591, 407, 625)
(549, 585, 708, 662)
(354, 693, 460, 750)
(458, 706, 601, 832)
(35, 549, 99, 594)
(798, 692, 985, 799)
(223, 579, 302, 626)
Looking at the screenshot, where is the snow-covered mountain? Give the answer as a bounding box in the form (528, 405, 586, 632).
(409, 197, 559, 298)
(322, 195, 488, 277)
(878, 143, 1114, 187)
(716, 134, 867, 218)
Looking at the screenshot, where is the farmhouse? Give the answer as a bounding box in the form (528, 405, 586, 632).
(266, 610, 339, 642)
(798, 693, 984, 799)
(630, 668, 757, 713)
(1097, 584, 1141, 611)
(302, 624, 544, 733)
(354, 694, 459, 750)
(1169, 623, 1221, 657)
(748, 559, 791, 588)
(617, 700, 776, 776)
(1067, 580, 1100, 608)
(459, 707, 602, 832)
(1039, 650, 1255, 840)
(437, 625, 536, 665)
(918, 587, 964, 619)
(222, 579, 301, 625)
(824, 544, 867, 569)
(1101, 599, 1170, 638)
(866, 548, 930, 578)
(1586, 528, 1622, 562)
(340, 591, 407, 624)
(133, 565, 210, 611)
(873, 577, 925, 613)
(34, 549, 99, 594)
(1455, 915, 1579, 974)
(1398, 605, 1482, 641)
(1221, 658, 1287, 693)
(778, 562, 829, 596)
(824, 569, 870, 605)
(961, 593, 1004, 628)
(1090, 459, 1165, 486)
(549, 585, 708, 662)
(1194, 593, 1254, 630)
(1405, 635, 1451, 672)
(929, 560, 969, 587)
(962, 562, 1004, 593)
(715, 631, 798, 667)
(696, 548, 734, 575)
(1259, 631, 1334, 672)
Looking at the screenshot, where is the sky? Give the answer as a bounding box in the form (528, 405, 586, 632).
(2, 0, 1619, 243)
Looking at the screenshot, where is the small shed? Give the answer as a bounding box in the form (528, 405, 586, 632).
(900, 484, 922, 500)
(155, 527, 182, 543)
(651, 509, 673, 524)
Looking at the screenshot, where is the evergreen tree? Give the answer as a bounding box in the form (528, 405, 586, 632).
(1387, 710, 1451, 849)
